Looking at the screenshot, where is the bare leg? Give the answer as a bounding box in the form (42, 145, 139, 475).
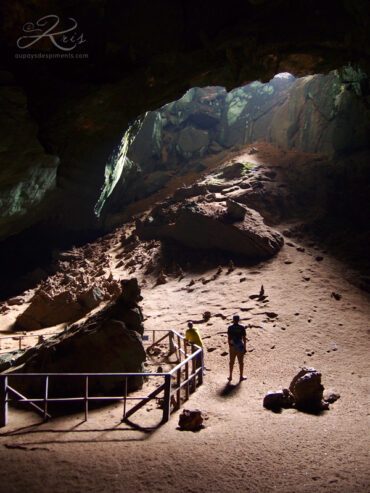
(237, 353, 246, 380)
(229, 350, 236, 381)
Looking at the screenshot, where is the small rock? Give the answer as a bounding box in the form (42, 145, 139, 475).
(178, 409, 204, 431)
(315, 256, 324, 262)
(265, 312, 278, 319)
(155, 270, 167, 286)
(296, 247, 305, 253)
(331, 292, 342, 301)
(324, 392, 340, 404)
(263, 389, 294, 410)
(7, 297, 25, 306)
(221, 351, 228, 356)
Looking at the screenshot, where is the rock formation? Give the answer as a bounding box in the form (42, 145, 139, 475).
(0, 81, 59, 241)
(178, 409, 204, 431)
(137, 197, 284, 259)
(263, 367, 340, 412)
(2, 278, 146, 400)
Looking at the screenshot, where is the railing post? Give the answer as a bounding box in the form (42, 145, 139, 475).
(185, 360, 189, 401)
(162, 374, 171, 423)
(199, 349, 204, 386)
(84, 376, 89, 421)
(123, 376, 128, 420)
(177, 334, 181, 362)
(19, 337, 22, 350)
(176, 368, 181, 410)
(44, 376, 49, 421)
(0, 376, 8, 428)
(191, 351, 196, 393)
(168, 331, 175, 355)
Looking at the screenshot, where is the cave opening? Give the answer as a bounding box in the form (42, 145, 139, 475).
(0, 64, 369, 301)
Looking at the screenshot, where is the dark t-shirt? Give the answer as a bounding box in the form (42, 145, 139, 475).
(228, 323, 246, 343)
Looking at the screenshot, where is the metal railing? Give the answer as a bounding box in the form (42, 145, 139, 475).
(0, 332, 61, 353)
(0, 330, 203, 428)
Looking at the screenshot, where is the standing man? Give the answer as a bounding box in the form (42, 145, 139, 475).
(227, 314, 247, 382)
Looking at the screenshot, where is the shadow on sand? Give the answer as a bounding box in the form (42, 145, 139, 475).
(218, 381, 243, 398)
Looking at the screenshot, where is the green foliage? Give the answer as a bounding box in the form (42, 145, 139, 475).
(241, 161, 256, 175)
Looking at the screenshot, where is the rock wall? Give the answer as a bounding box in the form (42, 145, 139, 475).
(0, 76, 59, 241)
(270, 67, 370, 154)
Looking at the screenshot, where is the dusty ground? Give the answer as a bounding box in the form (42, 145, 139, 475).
(0, 144, 369, 493)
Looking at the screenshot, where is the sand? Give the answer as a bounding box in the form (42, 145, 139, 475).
(0, 145, 369, 493)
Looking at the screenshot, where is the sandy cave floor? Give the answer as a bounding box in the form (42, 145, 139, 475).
(0, 239, 369, 493)
(0, 143, 369, 493)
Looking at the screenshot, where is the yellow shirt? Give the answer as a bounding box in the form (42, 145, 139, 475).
(185, 327, 203, 348)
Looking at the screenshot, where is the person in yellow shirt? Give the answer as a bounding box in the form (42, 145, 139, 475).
(185, 321, 203, 369)
(185, 321, 203, 347)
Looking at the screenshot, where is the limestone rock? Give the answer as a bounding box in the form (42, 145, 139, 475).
(263, 389, 294, 410)
(77, 287, 105, 310)
(177, 126, 210, 159)
(137, 198, 284, 259)
(289, 367, 326, 411)
(4, 279, 146, 398)
(0, 83, 59, 240)
(270, 69, 370, 155)
(178, 409, 204, 431)
(15, 291, 84, 331)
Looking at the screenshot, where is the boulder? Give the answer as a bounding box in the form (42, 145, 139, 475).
(15, 290, 85, 331)
(178, 409, 204, 431)
(177, 126, 210, 159)
(226, 199, 247, 221)
(289, 367, 326, 411)
(77, 287, 105, 310)
(263, 389, 294, 410)
(137, 198, 284, 259)
(4, 278, 146, 399)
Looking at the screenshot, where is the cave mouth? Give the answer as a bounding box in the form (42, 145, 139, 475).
(0, 64, 369, 301)
(95, 64, 369, 229)
(95, 71, 297, 219)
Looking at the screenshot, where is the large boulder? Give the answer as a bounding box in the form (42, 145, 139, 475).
(15, 290, 86, 331)
(137, 198, 283, 259)
(176, 126, 210, 159)
(289, 367, 326, 411)
(4, 278, 146, 398)
(263, 367, 339, 412)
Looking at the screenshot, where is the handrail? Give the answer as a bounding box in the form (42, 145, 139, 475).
(0, 328, 171, 353)
(0, 332, 61, 353)
(0, 329, 204, 429)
